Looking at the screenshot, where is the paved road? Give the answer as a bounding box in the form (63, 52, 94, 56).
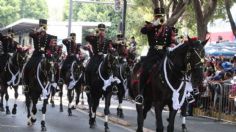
(0, 87, 236, 132)
(0, 88, 132, 132)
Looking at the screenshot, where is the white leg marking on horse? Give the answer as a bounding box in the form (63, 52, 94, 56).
(118, 103, 122, 109)
(68, 103, 71, 108)
(31, 112, 36, 120)
(42, 114, 46, 121)
(91, 110, 95, 118)
(105, 115, 108, 122)
(182, 117, 186, 124)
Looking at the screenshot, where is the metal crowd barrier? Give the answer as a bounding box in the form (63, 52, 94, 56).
(193, 81, 236, 122)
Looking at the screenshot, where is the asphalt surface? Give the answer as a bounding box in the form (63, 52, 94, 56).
(0, 87, 236, 132)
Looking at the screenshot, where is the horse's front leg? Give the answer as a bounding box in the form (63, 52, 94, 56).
(0, 91, 4, 111)
(89, 96, 99, 129)
(5, 87, 10, 115)
(167, 105, 178, 132)
(180, 101, 188, 132)
(71, 83, 81, 109)
(41, 98, 48, 131)
(50, 86, 56, 108)
(117, 83, 125, 118)
(136, 104, 144, 132)
(104, 92, 112, 132)
(12, 86, 19, 115)
(59, 84, 63, 112)
(154, 102, 164, 132)
(25, 93, 32, 126)
(67, 89, 74, 116)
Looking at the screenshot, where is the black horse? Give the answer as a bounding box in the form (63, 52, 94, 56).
(130, 37, 207, 132)
(0, 47, 28, 114)
(86, 52, 120, 131)
(112, 59, 132, 118)
(23, 52, 55, 131)
(59, 55, 83, 115)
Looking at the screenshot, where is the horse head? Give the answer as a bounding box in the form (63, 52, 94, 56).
(187, 37, 208, 92)
(167, 36, 208, 92)
(15, 47, 29, 70)
(105, 50, 119, 75)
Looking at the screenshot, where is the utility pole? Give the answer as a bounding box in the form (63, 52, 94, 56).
(121, 0, 127, 38)
(68, 0, 73, 36)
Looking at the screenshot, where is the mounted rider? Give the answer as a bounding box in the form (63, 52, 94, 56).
(135, 7, 178, 104)
(112, 33, 128, 63)
(84, 23, 113, 91)
(24, 19, 55, 84)
(0, 29, 19, 74)
(60, 33, 80, 89)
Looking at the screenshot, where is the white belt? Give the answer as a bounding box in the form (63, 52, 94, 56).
(98, 52, 103, 55)
(40, 47, 45, 51)
(155, 45, 164, 50)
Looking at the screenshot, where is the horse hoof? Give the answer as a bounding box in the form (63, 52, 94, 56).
(117, 108, 124, 118)
(50, 101, 55, 108)
(136, 129, 143, 132)
(0, 106, 4, 112)
(89, 118, 95, 128)
(31, 118, 37, 123)
(60, 104, 63, 112)
(182, 128, 187, 132)
(12, 104, 17, 115)
(41, 126, 47, 131)
(68, 108, 72, 116)
(71, 105, 76, 110)
(41, 121, 47, 131)
(6, 106, 10, 115)
(27, 120, 32, 126)
(105, 128, 110, 132)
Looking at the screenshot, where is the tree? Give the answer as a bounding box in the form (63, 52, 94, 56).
(224, 0, 236, 37)
(0, 0, 48, 27)
(63, 0, 122, 42)
(193, 0, 217, 41)
(0, 0, 20, 27)
(20, 0, 48, 19)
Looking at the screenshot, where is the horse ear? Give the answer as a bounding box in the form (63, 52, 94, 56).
(201, 37, 210, 47)
(187, 36, 192, 45)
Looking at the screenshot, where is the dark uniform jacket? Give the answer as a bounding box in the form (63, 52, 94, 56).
(30, 32, 52, 55)
(0, 35, 18, 73)
(62, 39, 77, 56)
(85, 35, 109, 56)
(24, 31, 54, 77)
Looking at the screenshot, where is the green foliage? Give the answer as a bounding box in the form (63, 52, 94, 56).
(0, 0, 20, 27)
(0, 0, 48, 27)
(20, 0, 48, 19)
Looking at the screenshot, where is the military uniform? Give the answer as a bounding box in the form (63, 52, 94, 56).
(136, 7, 178, 104)
(24, 19, 55, 80)
(61, 33, 79, 79)
(85, 24, 110, 86)
(113, 33, 128, 62)
(0, 29, 18, 72)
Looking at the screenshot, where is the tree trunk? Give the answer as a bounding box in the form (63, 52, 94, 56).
(225, 0, 236, 37)
(193, 0, 217, 41)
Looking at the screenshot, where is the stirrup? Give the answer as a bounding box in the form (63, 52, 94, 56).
(186, 94, 195, 104)
(112, 86, 118, 94)
(193, 88, 199, 95)
(134, 95, 144, 105)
